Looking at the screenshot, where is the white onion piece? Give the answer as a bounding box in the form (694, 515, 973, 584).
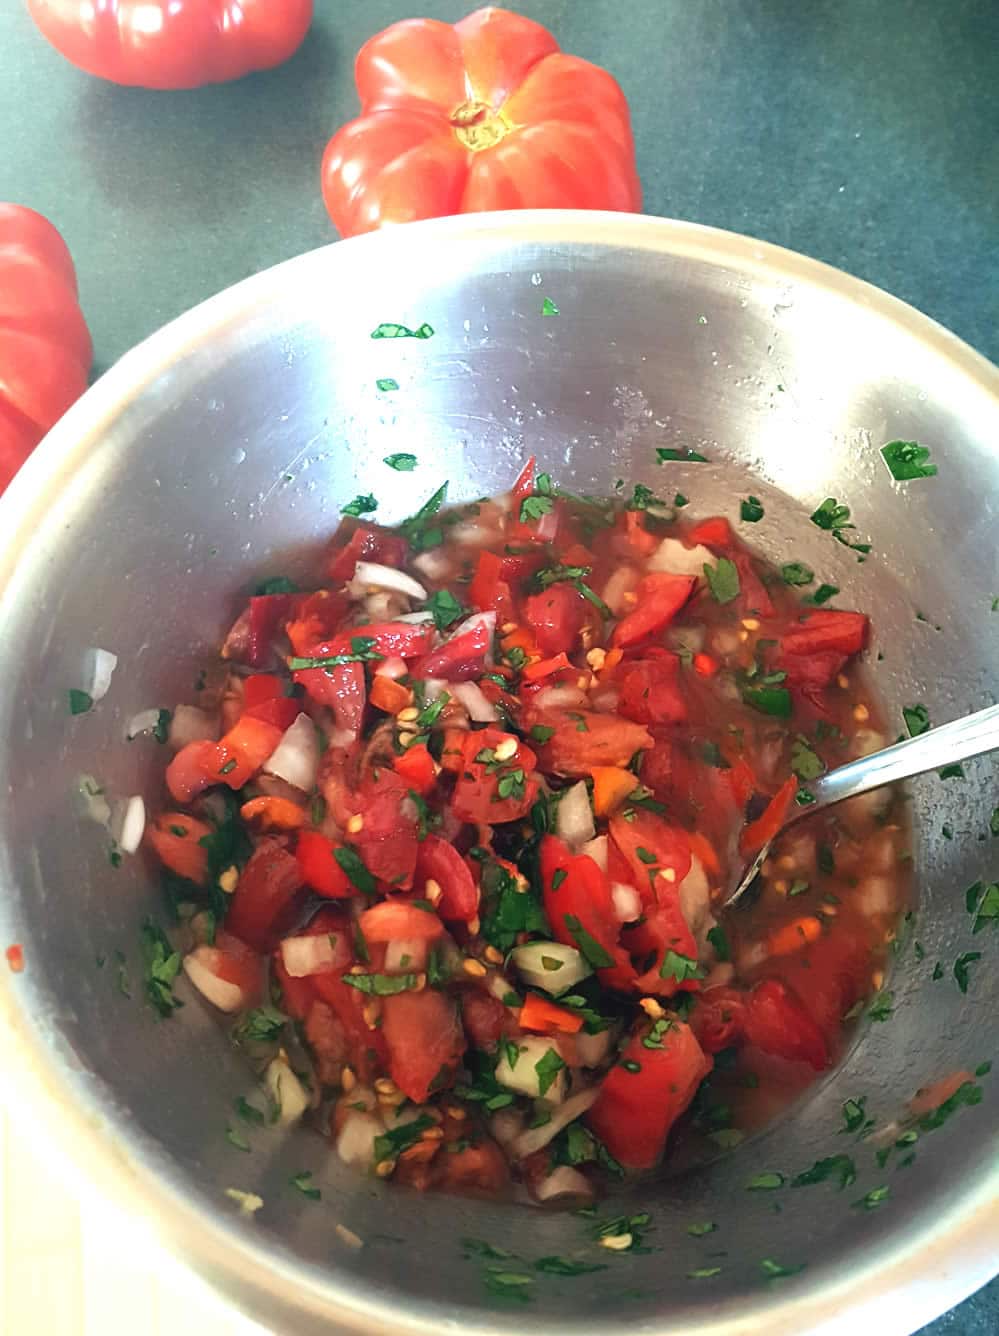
(488, 972, 519, 1005)
(496, 1036, 570, 1103)
(589, 688, 620, 714)
(580, 835, 608, 871)
(452, 681, 498, 723)
(534, 683, 587, 710)
(648, 536, 717, 579)
(374, 655, 408, 680)
(511, 942, 591, 997)
(86, 647, 117, 702)
(263, 713, 319, 793)
(77, 774, 111, 827)
(535, 507, 559, 542)
(667, 625, 706, 657)
(422, 677, 448, 701)
(511, 1087, 599, 1160)
(117, 795, 146, 855)
(183, 949, 245, 1012)
(556, 781, 595, 851)
(412, 549, 453, 581)
(490, 1107, 525, 1148)
(125, 707, 162, 740)
(353, 561, 427, 601)
(280, 931, 348, 979)
(392, 610, 435, 624)
(574, 1028, 615, 1068)
(678, 856, 713, 945)
(336, 1110, 384, 1167)
(611, 882, 642, 923)
(533, 1165, 594, 1203)
(601, 566, 639, 615)
(448, 521, 496, 547)
(265, 1056, 310, 1126)
(169, 704, 219, 749)
(363, 591, 400, 621)
(449, 609, 497, 644)
(384, 938, 428, 974)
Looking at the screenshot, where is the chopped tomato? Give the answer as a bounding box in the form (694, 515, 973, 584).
(739, 775, 798, 856)
(540, 835, 634, 991)
(611, 572, 697, 648)
(242, 695, 301, 731)
(273, 954, 316, 1021)
(744, 979, 829, 1071)
(413, 621, 492, 681)
(522, 651, 572, 682)
(529, 708, 652, 774)
(523, 583, 587, 657)
(146, 811, 212, 884)
(415, 835, 479, 923)
(519, 992, 583, 1035)
(617, 655, 687, 725)
(304, 999, 348, 1085)
(510, 456, 535, 505)
(451, 727, 539, 825)
(381, 989, 465, 1103)
(326, 523, 408, 584)
(247, 593, 293, 667)
(436, 1136, 509, 1195)
(609, 810, 693, 898)
(348, 772, 419, 888)
(242, 673, 286, 710)
(781, 610, 868, 658)
(690, 986, 747, 1054)
(624, 507, 658, 555)
(311, 972, 389, 1083)
(165, 739, 222, 804)
(438, 726, 469, 773)
(460, 989, 512, 1047)
(469, 550, 515, 621)
(285, 590, 350, 655)
(686, 516, 733, 549)
(209, 931, 263, 1004)
(780, 649, 848, 697)
(587, 1021, 712, 1168)
(733, 552, 776, 618)
(295, 830, 354, 899)
(393, 742, 436, 794)
(215, 714, 284, 790)
(358, 901, 444, 943)
(225, 841, 304, 953)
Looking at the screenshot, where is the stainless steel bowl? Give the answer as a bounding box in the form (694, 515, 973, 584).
(0, 212, 996, 1336)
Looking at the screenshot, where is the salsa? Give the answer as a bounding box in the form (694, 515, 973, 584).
(147, 462, 908, 1204)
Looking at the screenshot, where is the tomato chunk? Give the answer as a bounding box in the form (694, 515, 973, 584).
(451, 727, 539, 825)
(146, 811, 212, 884)
(415, 834, 479, 922)
(381, 989, 465, 1103)
(523, 582, 587, 657)
(529, 708, 652, 775)
(296, 830, 354, 899)
(225, 841, 304, 953)
(617, 655, 687, 725)
(611, 573, 696, 648)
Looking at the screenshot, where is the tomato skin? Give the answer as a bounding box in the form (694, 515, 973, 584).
(469, 550, 515, 620)
(781, 610, 868, 658)
(246, 594, 293, 668)
(26, 0, 313, 90)
(321, 8, 640, 238)
(225, 841, 304, 953)
(617, 656, 687, 725)
(0, 205, 92, 492)
(540, 835, 635, 991)
(690, 986, 747, 1054)
(215, 714, 284, 789)
(358, 901, 444, 943)
(146, 811, 213, 885)
(348, 772, 419, 889)
(393, 743, 436, 795)
(413, 622, 492, 681)
(530, 708, 652, 775)
(273, 954, 315, 1021)
(451, 728, 539, 825)
(296, 830, 354, 899)
(381, 989, 465, 1104)
(460, 989, 512, 1048)
(685, 517, 734, 549)
(209, 930, 264, 1004)
(415, 834, 479, 922)
(165, 740, 222, 804)
(744, 979, 829, 1072)
(587, 1021, 712, 1169)
(523, 583, 587, 657)
(326, 524, 408, 584)
(608, 810, 692, 898)
(243, 696, 301, 732)
(312, 972, 389, 1083)
(611, 573, 696, 648)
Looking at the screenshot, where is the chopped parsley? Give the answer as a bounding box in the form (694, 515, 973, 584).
(852, 1185, 890, 1210)
(746, 1171, 785, 1191)
(375, 377, 399, 392)
(520, 493, 554, 523)
(805, 583, 839, 606)
(706, 925, 730, 961)
(740, 496, 764, 522)
(534, 1256, 607, 1277)
(373, 1114, 434, 1163)
(741, 684, 792, 717)
(809, 497, 871, 554)
(254, 575, 298, 595)
(659, 950, 705, 984)
(760, 1258, 806, 1280)
(704, 557, 740, 604)
(333, 847, 377, 895)
(480, 859, 548, 953)
(657, 447, 709, 463)
(918, 1080, 982, 1131)
(340, 493, 378, 518)
(867, 991, 894, 1022)
(791, 1155, 856, 1189)
(400, 481, 448, 552)
(563, 914, 615, 969)
(953, 951, 981, 994)
(424, 588, 465, 631)
(342, 972, 419, 996)
(69, 689, 93, 715)
(225, 1126, 252, 1153)
(541, 297, 560, 316)
(288, 634, 384, 671)
(790, 736, 824, 781)
(902, 704, 930, 737)
(781, 562, 814, 587)
(370, 321, 434, 340)
(687, 1221, 717, 1237)
(881, 440, 937, 481)
(140, 919, 183, 1018)
(530, 724, 556, 744)
(384, 452, 417, 471)
(289, 1171, 321, 1200)
(232, 1004, 287, 1046)
(534, 1048, 566, 1097)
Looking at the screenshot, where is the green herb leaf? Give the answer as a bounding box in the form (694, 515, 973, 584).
(659, 950, 705, 984)
(234, 1096, 266, 1126)
(868, 991, 893, 1022)
(69, 689, 93, 715)
(480, 859, 548, 953)
(483, 1270, 534, 1303)
(401, 482, 449, 553)
(706, 925, 730, 961)
(375, 377, 400, 392)
(760, 1258, 806, 1280)
(903, 704, 930, 738)
(840, 1097, 868, 1135)
(704, 557, 740, 604)
(530, 724, 556, 744)
(740, 496, 764, 522)
(541, 297, 559, 316)
(342, 972, 419, 996)
(881, 440, 937, 481)
(424, 588, 465, 631)
(370, 321, 434, 340)
(232, 1004, 287, 1046)
(790, 736, 825, 781)
(384, 452, 417, 471)
(791, 1155, 856, 1190)
(805, 583, 839, 606)
(520, 493, 554, 523)
(810, 497, 853, 531)
(340, 493, 378, 518)
(534, 1256, 606, 1276)
(852, 1185, 890, 1210)
(746, 1171, 785, 1191)
(688, 1267, 722, 1280)
(140, 919, 183, 1018)
(254, 575, 299, 595)
(333, 847, 377, 896)
(563, 914, 615, 969)
(968, 881, 999, 933)
(225, 1126, 251, 1153)
(535, 1048, 566, 1097)
(741, 684, 792, 717)
(919, 1080, 982, 1130)
(657, 447, 709, 463)
(289, 1171, 321, 1200)
(953, 951, 981, 994)
(372, 1114, 435, 1164)
(686, 1221, 717, 1237)
(781, 562, 814, 587)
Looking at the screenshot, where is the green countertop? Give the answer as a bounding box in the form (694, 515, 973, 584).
(2, 1, 996, 1331)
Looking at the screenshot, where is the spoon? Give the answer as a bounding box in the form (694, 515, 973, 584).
(723, 702, 999, 909)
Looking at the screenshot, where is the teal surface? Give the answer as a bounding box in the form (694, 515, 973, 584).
(1, 1, 997, 1330)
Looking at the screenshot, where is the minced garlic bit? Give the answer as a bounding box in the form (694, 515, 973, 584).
(424, 878, 443, 905)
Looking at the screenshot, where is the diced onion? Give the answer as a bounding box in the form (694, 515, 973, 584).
(87, 647, 117, 702)
(589, 688, 620, 714)
(126, 708, 163, 740)
(574, 1028, 615, 1068)
(450, 609, 497, 644)
(336, 1110, 384, 1167)
(555, 781, 595, 851)
(533, 1165, 594, 1203)
(263, 713, 319, 793)
(352, 561, 427, 601)
(117, 795, 146, 855)
(412, 549, 453, 581)
(534, 507, 559, 542)
(601, 566, 639, 615)
(611, 882, 642, 922)
(452, 681, 498, 722)
(363, 591, 402, 621)
(448, 521, 496, 547)
(265, 1056, 309, 1126)
(490, 1107, 525, 1148)
(183, 949, 245, 1012)
(374, 655, 408, 680)
(77, 774, 111, 827)
(169, 704, 219, 749)
(648, 536, 717, 579)
(422, 677, 448, 701)
(580, 835, 608, 871)
(384, 938, 428, 974)
(496, 1035, 569, 1103)
(392, 610, 435, 624)
(678, 855, 712, 943)
(534, 683, 587, 710)
(511, 1087, 599, 1159)
(511, 941, 591, 997)
(280, 931, 348, 978)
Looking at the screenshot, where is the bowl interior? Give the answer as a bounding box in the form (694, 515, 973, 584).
(0, 214, 996, 1335)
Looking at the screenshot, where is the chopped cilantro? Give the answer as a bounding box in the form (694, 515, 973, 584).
(375, 377, 399, 392)
(342, 972, 419, 996)
(340, 493, 378, 518)
(534, 1256, 606, 1276)
(688, 1267, 722, 1280)
(659, 950, 705, 983)
(620, 1059, 642, 1073)
(976, 1061, 992, 1077)
(953, 951, 981, 994)
(674, 492, 689, 507)
(818, 843, 835, 876)
(781, 562, 814, 587)
(841, 1097, 869, 1135)
(384, 452, 417, 471)
(760, 1258, 806, 1280)
(881, 440, 937, 481)
(657, 447, 709, 463)
(530, 724, 556, 744)
(290, 1171, 321, 1200)
(232, 1004, 287, 1046)
(225, 1126, 251, 1152)
(853, 1186, 890, 1210)
(687, 1221, 717, 1237)
(370, 321, 434, 340)
(333, 847, 377, 895)
(541, 297, 559, 316)
(706, 925, 730, 961)
(234, 1096, 266, 1126)
(424, 588, 465, 631)
(791, 1155, 856, 1189)
(746, 1171, 785, 1191)
(642, 1017, 674, 1050)
(805, 583, 839, 606)
(480, 859, 548, 953)
(967, 881, 999, 933)
(254, 575, 298, 595)
(482, 1270, 533, 1303)
(740, 496, 764, 522)
(868, 991, 893, 1022)
(140, 919, 182, 1018)
(373, 1114, 434, 1163)
(704, 557, 740, 604)
(563, 914, 615, 969)
(69, 689, 93, 715)
(400, 481, 449, 552)
(790, 736, 825, 781)
(809, 497, 852, 531)
(288, 634, 384, 670)
(534, 1048, 566, 1097)
(520, 493, 554, 523)
(919, 1080, 983, 1131)
(741, 684, 792, 717)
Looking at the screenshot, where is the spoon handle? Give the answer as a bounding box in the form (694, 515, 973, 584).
(801, 702, 999, 816)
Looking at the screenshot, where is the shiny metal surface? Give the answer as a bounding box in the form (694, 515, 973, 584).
(0, 212, 996, 1336)
(726, 703, 999, 907)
